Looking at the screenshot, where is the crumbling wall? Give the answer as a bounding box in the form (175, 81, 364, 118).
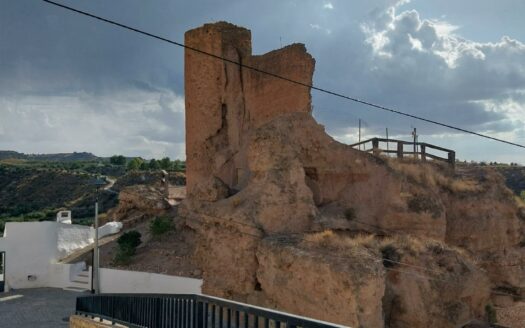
(185, 22, 314, 199)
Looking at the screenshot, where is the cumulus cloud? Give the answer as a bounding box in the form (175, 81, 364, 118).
(1, 0, 524, 162)
(353, 4, 525, 139)
(323, 3, 334, 10)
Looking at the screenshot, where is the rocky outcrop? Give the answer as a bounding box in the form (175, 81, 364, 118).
(106, 185, 171, 225)
(255, 235, 385, 327)
(179, 22, 524, 327)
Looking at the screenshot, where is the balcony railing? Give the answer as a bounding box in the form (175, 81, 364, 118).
(350, 137, 456, 167)
(75, 294, 348, 328)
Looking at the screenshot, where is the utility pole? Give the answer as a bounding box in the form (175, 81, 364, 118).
(90, 177, 106, 294)
(358, 119, 362, 151)
(94, 185, 100, 294)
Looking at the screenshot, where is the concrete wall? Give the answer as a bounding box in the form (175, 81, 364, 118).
(99, 268, 202, 294)
(70, 315, 114, 328)
(57, 224, 93, 258)
(48, 262, 87, 289)
(0, 222, 93, 290)
(0, 221, 197, 294)
(0, 222, 59, 289)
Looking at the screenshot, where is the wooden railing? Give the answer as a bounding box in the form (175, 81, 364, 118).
(350, 138, 456, 167)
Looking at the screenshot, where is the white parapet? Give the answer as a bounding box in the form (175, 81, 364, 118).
(56, 210, 72, 224)
(99, 268, 202, 294)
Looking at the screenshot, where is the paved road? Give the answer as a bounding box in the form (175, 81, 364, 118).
(0, 288, 86, 328)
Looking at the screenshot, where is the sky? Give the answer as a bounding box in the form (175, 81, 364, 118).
(1, 0, 524, 163)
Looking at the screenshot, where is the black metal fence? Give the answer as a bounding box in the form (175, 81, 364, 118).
(75, 294, 346, 328)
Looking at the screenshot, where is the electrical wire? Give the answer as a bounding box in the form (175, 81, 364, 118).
(41, 0, 525, 150)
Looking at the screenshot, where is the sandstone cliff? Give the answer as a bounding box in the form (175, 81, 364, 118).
(179, 22, 525, 327)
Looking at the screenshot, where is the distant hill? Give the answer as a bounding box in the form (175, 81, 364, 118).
(0, 150, 99, 162)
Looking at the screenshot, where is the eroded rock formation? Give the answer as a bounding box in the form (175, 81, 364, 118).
(180, 22, 525, 328)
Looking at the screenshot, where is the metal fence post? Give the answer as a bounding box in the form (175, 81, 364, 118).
(194, 300, 201, 328)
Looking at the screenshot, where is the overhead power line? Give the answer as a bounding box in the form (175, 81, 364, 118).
(41, 0, 525, 150)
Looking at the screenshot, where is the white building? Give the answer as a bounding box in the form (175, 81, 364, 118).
(0, 220, 123, 292)
(0, 220, 202, 295)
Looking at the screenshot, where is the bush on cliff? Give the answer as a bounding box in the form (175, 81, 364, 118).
(149, 216, 173, 237)
(114, 230, 142, 264)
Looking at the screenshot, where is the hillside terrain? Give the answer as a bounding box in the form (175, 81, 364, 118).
(0, 153, 185, 233)
(0, 150, 99, 162)
(0, 165, 116, 231)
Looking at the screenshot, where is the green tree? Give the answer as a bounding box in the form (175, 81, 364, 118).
(149, 159, 160, 170)
(139, 162, 148, 171)
(127, 157, 143, 171)
(159, 157, 171, 170)
(172, 160, 186, 172)
(110, 155, 127, 166)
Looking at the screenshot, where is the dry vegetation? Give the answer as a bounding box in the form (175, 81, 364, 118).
(302, 229, 471, 262)
(386, 158, 490, 194)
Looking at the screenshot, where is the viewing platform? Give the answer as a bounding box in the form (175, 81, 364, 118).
(350, 137, 456, 167)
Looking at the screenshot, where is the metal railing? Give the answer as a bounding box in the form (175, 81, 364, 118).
(350, 137, 456, 166)
(75, 294, 347, 328)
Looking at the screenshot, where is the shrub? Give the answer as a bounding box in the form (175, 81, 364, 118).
(485, 304, 497, 324)
(380, 244, 401, 268)
(149, 216, 173, 237)
(344, 208, 356, 220)
(407, 194, 442, 219)
(117, 230, 142, 249)
(114, 230, 141, 264)
(231, 198, 242, 208)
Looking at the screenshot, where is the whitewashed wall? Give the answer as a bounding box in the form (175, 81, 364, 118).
(0, 222, 94, 290)
(99, 268, 202, 294)
(0, 221, 196, 295)
(0, 222, 58, 289)
(57, 224, 93, 258)
(48, 262, 87, 289)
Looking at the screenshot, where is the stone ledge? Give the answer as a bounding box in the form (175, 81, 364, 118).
(69, 315, 127, 328)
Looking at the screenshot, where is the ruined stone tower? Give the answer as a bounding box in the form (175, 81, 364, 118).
(184, 22, 315, 200)
(180, 22, 525, 327)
